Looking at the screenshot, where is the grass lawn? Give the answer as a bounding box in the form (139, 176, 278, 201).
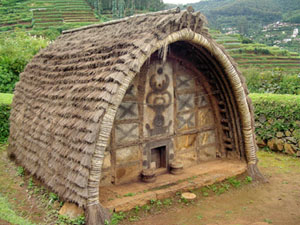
(250, 93, 300, 102)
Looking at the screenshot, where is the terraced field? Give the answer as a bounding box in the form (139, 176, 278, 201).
(212, 31, 300, 74)
(32, 0, 99, 29)
(0, 1, 33, 32)
(0, 2, 298, 73)
(0, 0, 99, 32)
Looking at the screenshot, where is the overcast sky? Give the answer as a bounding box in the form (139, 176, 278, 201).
(163, 0, 200, 4)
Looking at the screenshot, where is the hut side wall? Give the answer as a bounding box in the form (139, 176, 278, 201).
(99, 56, 222, 186)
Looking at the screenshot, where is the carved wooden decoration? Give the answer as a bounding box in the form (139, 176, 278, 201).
(143, 61, 174, 137)
(105, 56, 225, 184)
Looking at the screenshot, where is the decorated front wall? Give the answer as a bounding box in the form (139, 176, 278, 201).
(100, 57, 219, 186)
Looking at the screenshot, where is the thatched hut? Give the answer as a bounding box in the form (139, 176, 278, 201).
(8, 8, 263, 224)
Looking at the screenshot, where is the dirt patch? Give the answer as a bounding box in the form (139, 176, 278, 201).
(0, 219, 11, 225)
(120, 151, 300, 225)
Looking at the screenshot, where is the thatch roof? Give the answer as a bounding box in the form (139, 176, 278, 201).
(8, 8, 262, 223)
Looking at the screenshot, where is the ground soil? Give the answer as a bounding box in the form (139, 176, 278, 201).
(121, 151, 300, 225)
(0, 144, 59, 224)
(0, 219, 11, 225)
(1, 144, 300, 225)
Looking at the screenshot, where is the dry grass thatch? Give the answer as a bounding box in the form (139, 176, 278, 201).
(8, 8, 260, 220)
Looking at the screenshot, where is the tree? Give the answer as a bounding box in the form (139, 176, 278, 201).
(118, 0, 125, 18)
(130, 0, 135, 15)
(237, 16, 249, 35)
(112, 0, 117, 18)
(97, 0, 102, 14)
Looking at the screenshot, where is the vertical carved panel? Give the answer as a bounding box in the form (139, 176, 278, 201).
(143, 61, 174, 137)
(175, 71, 196, 132)
(114, 76, 140, 146)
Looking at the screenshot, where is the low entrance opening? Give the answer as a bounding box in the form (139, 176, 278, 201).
(151, 146, 167, 169)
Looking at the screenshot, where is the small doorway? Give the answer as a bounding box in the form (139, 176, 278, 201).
(150, 146, 167, 169)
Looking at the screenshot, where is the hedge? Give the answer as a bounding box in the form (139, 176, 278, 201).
(251, 93, 300, 140)
(243, 68, 300, 95)
(0, 93, 299, 151)
(0, 93, 12, 143)
(251, 93, 300, 155)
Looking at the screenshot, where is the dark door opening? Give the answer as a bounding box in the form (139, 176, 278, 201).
(151, 146, 167, 169)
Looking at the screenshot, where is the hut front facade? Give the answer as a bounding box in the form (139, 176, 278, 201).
(8, 8, 263, 224)
(101, 52, 239, 186)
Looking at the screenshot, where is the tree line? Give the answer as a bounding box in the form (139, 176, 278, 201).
(86, 0, 165, 18)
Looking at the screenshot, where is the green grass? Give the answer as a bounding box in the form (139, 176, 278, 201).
(0, 193, 35, 225)
(258, 150, 300, 173)
(0, 93, 13, 105)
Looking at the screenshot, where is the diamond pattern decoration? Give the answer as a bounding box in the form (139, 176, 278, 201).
(176, 75, 194, 90)
(177, 93, 195, 112)
(115, 123, 139, 143)
(116, 102, 138, 120)
(177, 112, 195, 130)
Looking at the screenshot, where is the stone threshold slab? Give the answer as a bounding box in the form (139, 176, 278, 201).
(99, 159, 247, 212)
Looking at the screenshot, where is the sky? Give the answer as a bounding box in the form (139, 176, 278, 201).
(163, 0, 200, 4)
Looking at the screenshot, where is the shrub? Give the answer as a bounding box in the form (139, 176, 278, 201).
(243, 68, 300, 95)
(0, 93, 13, 143)
(0, 104, 11, 143)
(242, 38, 253, 44)
(0, 66, 18, 93)
(0, 29, 49, 93)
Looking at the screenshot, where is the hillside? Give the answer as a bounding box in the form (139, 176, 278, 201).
(186, 0, 300, 53)
(0, 0, 100, 33)
(211, 30, 300, 74)
(0, 0, 165, 35)
(190, 0, 300, 25)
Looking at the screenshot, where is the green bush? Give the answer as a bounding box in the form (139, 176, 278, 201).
(243, 68, 300, 95)
(241, 38, 253, 44)
(29, 28, 61, 41)
(0, 104, 11, 144)
(0, 66, 18, 93)
(250, 93, 300, 141)
(0, 29, 49, 93)
(0, 93, 13, 143)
